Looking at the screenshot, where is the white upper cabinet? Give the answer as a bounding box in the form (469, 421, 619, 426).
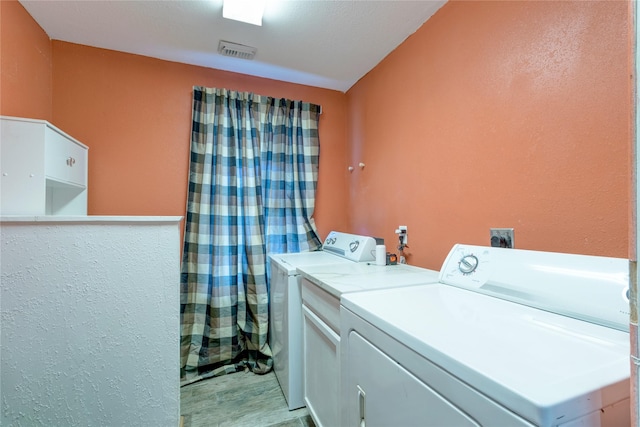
(0, 116, 88, 215)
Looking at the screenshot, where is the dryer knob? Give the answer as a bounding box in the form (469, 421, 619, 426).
(459, 255, 479, 274)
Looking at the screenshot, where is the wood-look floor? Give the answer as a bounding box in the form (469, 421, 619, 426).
(180, 370, 315, 427)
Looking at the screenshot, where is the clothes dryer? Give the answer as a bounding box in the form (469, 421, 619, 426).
(340, 245, 630, 426)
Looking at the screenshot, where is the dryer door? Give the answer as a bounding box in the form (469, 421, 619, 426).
(346, 330, 479, 427)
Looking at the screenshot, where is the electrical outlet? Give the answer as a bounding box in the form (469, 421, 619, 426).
(396, 225, 407, 246)
(490, 228, 514, 248)
(399, 225, 407, 245)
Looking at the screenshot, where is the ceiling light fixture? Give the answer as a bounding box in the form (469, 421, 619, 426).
(222, 0, 266, 26)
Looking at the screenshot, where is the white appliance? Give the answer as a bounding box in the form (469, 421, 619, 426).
(268, 231, 378, 410)
(297, 262, 441, 427)
(341, 244, 630, 427)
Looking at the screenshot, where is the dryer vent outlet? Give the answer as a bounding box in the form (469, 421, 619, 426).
(490, 228, 514, 248)
(218, 40, 257, 60)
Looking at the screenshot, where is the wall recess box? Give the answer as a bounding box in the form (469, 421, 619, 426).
(490, 228, 514, 248)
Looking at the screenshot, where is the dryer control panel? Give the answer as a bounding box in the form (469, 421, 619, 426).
(441, 245, 494, 288)
(439, 244, 630, 332)
(322, 231, 377, 263)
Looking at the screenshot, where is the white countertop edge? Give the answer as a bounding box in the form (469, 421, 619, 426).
(0, 215, 183, 224)
(298, 270, 342, 298)
(297, 266, 441, 299)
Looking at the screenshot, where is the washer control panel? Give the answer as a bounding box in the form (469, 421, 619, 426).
(322, 231, 377, 262)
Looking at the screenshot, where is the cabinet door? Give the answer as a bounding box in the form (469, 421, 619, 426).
(0, 119, 46, 215)
(45, 127, 87, 187)
(302, 304, 340, 427)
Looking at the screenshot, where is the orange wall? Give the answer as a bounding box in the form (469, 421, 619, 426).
(48, 43, 348, 237)
(2, 0, 632, 268)
(0, 0, 52, 120)
(347, 0, 631, 269)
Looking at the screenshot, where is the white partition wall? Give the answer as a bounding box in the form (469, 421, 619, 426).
(0, 216, 181, 426)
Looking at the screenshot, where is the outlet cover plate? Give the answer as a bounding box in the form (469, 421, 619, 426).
(490, 228, 514, 248)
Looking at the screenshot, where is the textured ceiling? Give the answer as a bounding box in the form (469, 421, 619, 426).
(19, 0, 447, 92)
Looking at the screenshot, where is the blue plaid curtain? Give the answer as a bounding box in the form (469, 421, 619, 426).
(180, 87, 321, 384)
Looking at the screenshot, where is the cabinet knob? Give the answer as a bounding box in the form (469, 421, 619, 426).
(2, 173, 7, 177)
(30, 174, 35, 178)
(66, 157, 76, 167)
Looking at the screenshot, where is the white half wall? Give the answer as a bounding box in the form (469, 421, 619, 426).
(1, 216, 181, 426)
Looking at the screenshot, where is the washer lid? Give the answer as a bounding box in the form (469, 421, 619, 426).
(341, 284, 630, 426)
(270, 251, 352, 274)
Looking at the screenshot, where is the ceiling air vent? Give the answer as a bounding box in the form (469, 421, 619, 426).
(218, 40, 257, 60)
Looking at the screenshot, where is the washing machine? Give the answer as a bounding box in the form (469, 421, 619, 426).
(297, 261, 441, 427)
(340, 244, 630, 426)
(268, 231, 378, 410)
